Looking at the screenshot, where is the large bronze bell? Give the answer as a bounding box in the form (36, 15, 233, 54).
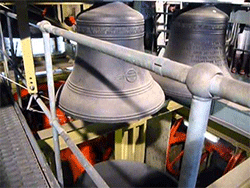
(152, 5, 231, 105)
(58, 2, 165, 123)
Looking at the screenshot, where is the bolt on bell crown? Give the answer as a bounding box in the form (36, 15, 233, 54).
(58, 2, 165, 123)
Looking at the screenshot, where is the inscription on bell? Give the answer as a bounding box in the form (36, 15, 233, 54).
(77, 26, 144, 36)
(175, 22, 226, 30)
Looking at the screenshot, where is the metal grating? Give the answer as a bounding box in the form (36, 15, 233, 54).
(0, 105, 49, 187)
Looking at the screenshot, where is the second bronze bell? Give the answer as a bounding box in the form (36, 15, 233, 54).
(152, 5, 231, 106)
(58, 2, 165, 123)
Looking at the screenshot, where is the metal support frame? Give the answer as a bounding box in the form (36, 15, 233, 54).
(115, 117, 149, 163)
(155, 1, 167, 53)
(1, 5, 248, 185)
(6, 14, 23, 108)
(0, 0, 248, 4)
(16, 1, 37, 94)
(208, 156, 250, 188)
(179, 97, 212, 187)
(42, 31, 64, 187)
(0, 19, 9, 80)
(34, 95, 109, 188)
(37, 20, 250, 188)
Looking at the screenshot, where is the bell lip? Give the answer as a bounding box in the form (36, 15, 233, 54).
(58, 98, 165, 123)
(57, 77, 165, 123)
(57, 76, 165, 123)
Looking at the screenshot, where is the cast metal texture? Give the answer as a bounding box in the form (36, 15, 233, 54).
(210, 99, 250, 139)
(58, 2, 165, 123)
(166, 5, 228, 68)
(152, 5, 231, 105)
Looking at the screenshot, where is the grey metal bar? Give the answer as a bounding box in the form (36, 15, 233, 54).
(6, 15, 23, 108)
(179, 97, 213, 188)
(37, 21, 191, 83)
(0, 10, 39, 28)
(38, 21, 250, 109)
(6, 17, 15, 58)
(42, 31, 64, 187)
(210, 75, 250, 108)
(0, 20, 9, 80)
(38, 21, 250, 107)
(0, 49, 26, 85)
(34, 95, 109, 188)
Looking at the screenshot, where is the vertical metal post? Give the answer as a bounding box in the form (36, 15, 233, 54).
(179, 96, 212, 188)
(7, 16, 23, 108)
(6, 17, 15, 59)
(42, 31, 64, 187)
(0, 19, 10, 80)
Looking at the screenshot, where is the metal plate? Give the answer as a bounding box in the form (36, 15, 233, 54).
(0, 106, 49, 187)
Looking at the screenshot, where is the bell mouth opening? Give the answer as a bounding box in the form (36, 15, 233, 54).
(58, 100, 164, 124)
(57, 80, 165, 123)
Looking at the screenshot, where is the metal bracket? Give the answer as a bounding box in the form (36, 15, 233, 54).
(16, 1, 37, 94)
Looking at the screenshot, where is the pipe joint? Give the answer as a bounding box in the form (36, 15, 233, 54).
(186, 63, 223, 98)
(51, 119, 64, 134)
(37, 20, 51, 33)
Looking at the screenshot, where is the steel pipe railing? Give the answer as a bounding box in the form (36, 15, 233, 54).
(42, 31, 64, 187)
(210, 75, 250, 107)
(6, 10, 23, 108)
(179, 97, 212, 188)
(34, 95, 109, 188)
(0, 10, 39, 28)
(38, 21, 250, 109)
(37, 20, 250, 188)
(37, 21, 191, 84)
(0, 10, 108, 187)
(40, 29, 108, 187)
